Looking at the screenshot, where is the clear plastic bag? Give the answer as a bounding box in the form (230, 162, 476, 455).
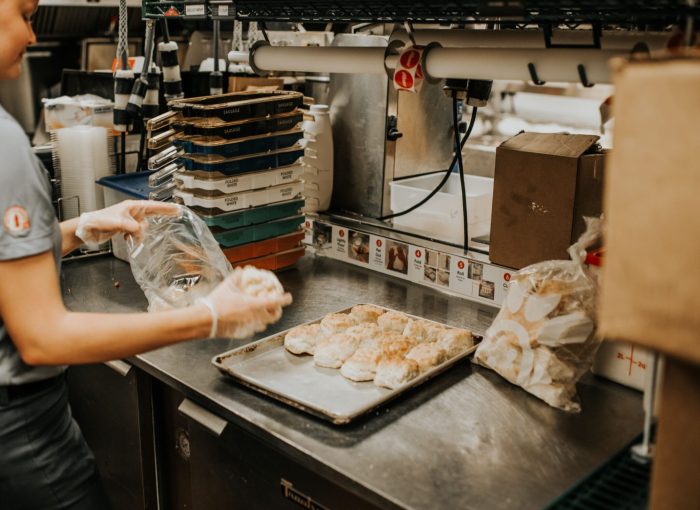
(473, 217, 603, 412)
(127, 204, 232, 311)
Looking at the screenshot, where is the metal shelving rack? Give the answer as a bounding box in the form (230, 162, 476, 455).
(233, 0, 699, 25)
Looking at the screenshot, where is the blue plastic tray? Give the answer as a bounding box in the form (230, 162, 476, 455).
(174, 130, 304, 159)
(97, 171, 156, 199)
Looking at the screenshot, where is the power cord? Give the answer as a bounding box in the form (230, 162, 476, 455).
(452, 92, 469, 253)
(378, 104, 477, 223)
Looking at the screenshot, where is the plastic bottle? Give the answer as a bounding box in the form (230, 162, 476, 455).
(302, 104, 334, 212)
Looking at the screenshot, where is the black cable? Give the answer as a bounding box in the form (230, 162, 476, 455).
(120, 132, 126, 174)
(137, 113, 145, 172)
(452, 93, 469, 253)
(161, 18, 170, 43)
(378, 105, 477, 221)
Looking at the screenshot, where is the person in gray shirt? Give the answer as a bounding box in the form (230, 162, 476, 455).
(0, 2, 291, 509)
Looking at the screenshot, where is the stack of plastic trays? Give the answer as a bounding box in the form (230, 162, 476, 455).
(149, 90, 308, 271)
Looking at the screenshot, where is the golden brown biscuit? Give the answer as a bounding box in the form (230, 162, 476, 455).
(374, 357, 420, 389)
(284, 323, 324, 355)
(349, 304, 386, 324)
(377, 311, 410, 333)
(438, 328, 474, 358)
(423, 322, 448, 342)
(320, 313, 357, 336)
(406, 343, 447, 372)
(313, 333, 360, 368)
(340, 346, 383, 382)
(380, 334, 415, 358)
(402, 319, 428, 343)
(345, 323, 382, 343)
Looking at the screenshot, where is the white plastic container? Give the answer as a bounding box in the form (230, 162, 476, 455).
(389, 173, 494, 245)
(173, 180, 304, 213)
(302, 104, 333, 213)
(174, 163, 304, 194)
(101, 186, 131, 262)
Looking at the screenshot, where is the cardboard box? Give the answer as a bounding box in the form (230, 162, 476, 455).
(598, 55, 700, 365)
(489, 132, 605, 269)
(649, 357, 700, 509)
(228, 76, 284, 92)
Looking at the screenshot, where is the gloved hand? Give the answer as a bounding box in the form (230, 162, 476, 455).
(75, 200, 180, 246)
(198, 267, 293, 339)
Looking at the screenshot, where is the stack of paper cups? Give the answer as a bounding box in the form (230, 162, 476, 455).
(55, 126, 113, 219)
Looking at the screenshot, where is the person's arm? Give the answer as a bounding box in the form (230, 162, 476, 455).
(0, 250, 212, 365)
(59, 200, 179, 256)
(60, 217, 81, 256)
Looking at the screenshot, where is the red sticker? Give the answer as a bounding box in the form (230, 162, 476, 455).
(305, 221, 310, 228)
(376, 239, 382, 247)
(339, 229, 345, 238)
(415, 249, 422, 258)
(458, 261, 465, 270)
(394, 70, 414, 90)
(400, 50, 421, 69)
(3, 205, 30, 238)
(504, 273, 512, 282)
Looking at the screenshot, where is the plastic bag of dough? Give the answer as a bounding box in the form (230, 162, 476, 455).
(127, 204, 232, 311)
(474, 217, 603, 412)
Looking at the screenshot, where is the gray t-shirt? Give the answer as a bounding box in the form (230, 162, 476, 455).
(0, 104, 64, 385)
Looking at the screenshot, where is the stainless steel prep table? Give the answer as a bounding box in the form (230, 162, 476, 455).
(61, 254, 644, 510)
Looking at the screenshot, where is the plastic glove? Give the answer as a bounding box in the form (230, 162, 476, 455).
(75, 200, 180, 246)
(198, 268, 293, 339)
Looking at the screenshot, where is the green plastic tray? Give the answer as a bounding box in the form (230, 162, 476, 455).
(211, 215, 305, 248)
(193, 199, 304, 230)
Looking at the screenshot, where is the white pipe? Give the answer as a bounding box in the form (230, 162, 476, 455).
(399, 29, 668, 51)
(253, 45, 388, 75)
(248, 44, 621, 83)
(425, 47, 621, 83)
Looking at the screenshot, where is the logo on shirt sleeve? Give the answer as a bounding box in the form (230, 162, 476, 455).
(3, 205, 31, 237)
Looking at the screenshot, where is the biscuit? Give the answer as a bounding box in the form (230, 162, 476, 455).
(345, 323, 382, 343)
(340, 347, 383, 382)
(424, 322, 448, 342)
(349, 304, 386, 324)
(437, 328, 474, 358)
(402, 319, 428, 343)
(320, 313, 357, 336)
(236, 265, 285, 298)
(374, 357, 420, 389)
(380, 334, 415, 358)
(377, 311, 410, 333)
(284, 323, 324, 355)
(406, 343, 447, 372)
(313, 333, 360, 368)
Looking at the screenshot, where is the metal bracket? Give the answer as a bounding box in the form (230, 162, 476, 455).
(104, 359, 133, 377)
(248, 40, 271, 77)
(543, 21, 602, 49)
(577, 64, 595, 87)
(527, 63, 546, 85)
(178, 399, 227, 438)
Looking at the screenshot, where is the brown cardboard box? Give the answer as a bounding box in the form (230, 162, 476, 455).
(228, 76, 284, 92)
(650, 358, 700, 509)
(489, 132, 605, 269)
(598, 55, 700, 365)
(598, 53, 700, 510)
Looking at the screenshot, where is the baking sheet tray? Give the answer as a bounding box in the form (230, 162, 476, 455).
(212, 305, 481, 425)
